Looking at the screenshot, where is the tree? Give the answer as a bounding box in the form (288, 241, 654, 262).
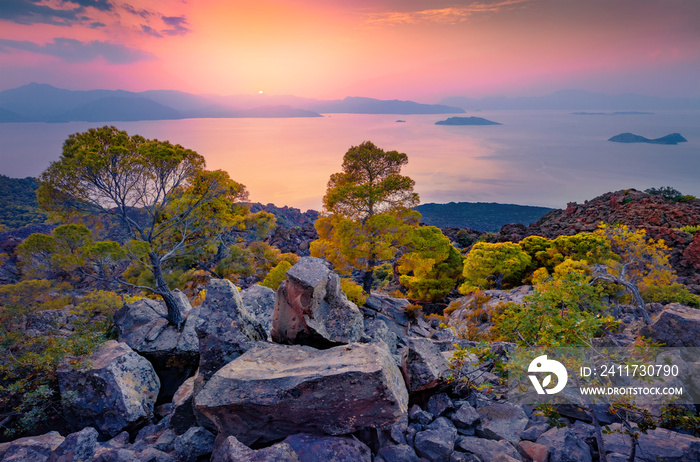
(37, 126, 247, 328)
(311, 141, 420, 292)
(591, 224, 678, 324)
(459, 242, 531, 294)
(397, 225, 463, 301)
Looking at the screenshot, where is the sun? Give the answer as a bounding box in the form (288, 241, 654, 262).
(259, 90, 264, 94)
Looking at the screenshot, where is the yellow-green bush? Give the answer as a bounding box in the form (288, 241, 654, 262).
(260, 260, 293, 290)
(340, 278, 367, 306)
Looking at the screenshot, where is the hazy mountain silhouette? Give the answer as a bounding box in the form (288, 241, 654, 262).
(0, 84, 464, 122)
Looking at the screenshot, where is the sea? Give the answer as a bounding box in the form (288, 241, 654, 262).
(1, 110, 699, 212)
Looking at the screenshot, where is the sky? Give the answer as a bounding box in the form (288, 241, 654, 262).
(1, 0, 699, 101)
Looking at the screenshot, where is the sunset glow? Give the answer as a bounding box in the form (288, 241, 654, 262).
(1, 0, 699, 100)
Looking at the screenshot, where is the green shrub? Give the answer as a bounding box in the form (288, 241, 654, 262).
(260, 260, 292, 290)
(641, 283, 700, 308)
(340, 278, 367, 306)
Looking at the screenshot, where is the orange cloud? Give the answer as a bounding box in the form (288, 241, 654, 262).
(365, 0, 529, 25)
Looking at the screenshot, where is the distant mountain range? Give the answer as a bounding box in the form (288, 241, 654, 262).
(0, 83, 464, 123)
(440, 89, 700, 111)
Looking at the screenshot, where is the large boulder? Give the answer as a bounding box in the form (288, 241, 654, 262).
(401, 338, 450, 393)
(475, 403, 529, 445)
(271, 257, 364, 347)
(194, 342, 408, 446)
(0, 432, 64, 462)
(240, 284, 277, 341)
(640, 303, 700, 347)
(113, 293, 199, 401)
(57, 340, 160, 437)
(194, 279, 267, 383)
(47, 427, 98, 462)
(364, 293, 432, 340)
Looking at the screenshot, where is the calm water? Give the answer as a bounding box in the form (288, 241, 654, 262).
(1, 111, 699, 211)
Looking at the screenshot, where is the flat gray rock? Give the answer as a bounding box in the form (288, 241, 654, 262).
(195, 342, 408, 446)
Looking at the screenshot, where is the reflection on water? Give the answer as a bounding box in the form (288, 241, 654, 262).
(1, 111, 699, 211)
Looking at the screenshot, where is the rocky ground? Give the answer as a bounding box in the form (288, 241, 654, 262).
(1, 256, 699, 462)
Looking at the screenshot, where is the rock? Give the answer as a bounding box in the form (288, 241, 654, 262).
(427, 393, 454, 417)
(401, 337, 450, 393)
(195, 279, 267, 383)
(449, 452, 481, 462)
(152, 429, 177, 452)
(101, 432, 131, 450)
(602, 423, 700, 462)
(240, 284, 277, 341)
(113, 295, 199, 400)
(518, 423, 550, 442)
(414, 417, 458, 462)
(456, 436, 523, 461)
(516, 440, 550, 462)
(0, 432, 64, 462)
(376, 444, 420, 462)
(133, 419, 169, 450)
(134, 448, 177, 462)
(48, 427, 98, 462)
(195, 342, 408, 446)
(362, 319, 399, 353)
(364, 294, 412, 338)
(211, 436, 300, 462)
(640, 303, 700, 347)
(169, 377, 196, 434)
(93, 448, 141, 462)
(476, 402, 529, 445)
(451, 403, 481, 433)
(173, 426, 216, 462)
(409, 404, 434, 426)
(271, 257, 364, 347)
(282, 433, 372, 462)
(536, 427, 592, 462)
(58, 340, 160, 437)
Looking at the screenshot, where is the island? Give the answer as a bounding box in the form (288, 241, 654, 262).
(435, 116, 501, 125)
(608, 132, 687, 145)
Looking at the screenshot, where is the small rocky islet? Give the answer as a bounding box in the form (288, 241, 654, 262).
(608, 132, 687, 145)
(435, 116, 502, 126)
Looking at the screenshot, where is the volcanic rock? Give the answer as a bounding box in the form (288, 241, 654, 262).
(113, 294, 199, 401)
(271, 257, 364, 347)
(194, 342, 408, 446)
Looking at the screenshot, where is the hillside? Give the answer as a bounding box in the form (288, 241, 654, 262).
(495, 189, 700, 290)
(415, 202, 553, 232)
(0, 175, 46, 229)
